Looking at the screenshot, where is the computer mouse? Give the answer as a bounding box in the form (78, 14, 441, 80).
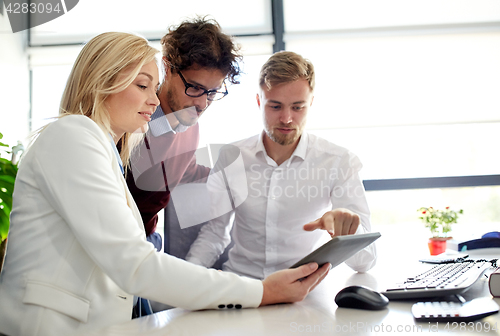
(335, 285, 389, 310)
(482, 231, 500, 239)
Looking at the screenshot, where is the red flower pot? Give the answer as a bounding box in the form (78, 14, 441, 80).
(428, 237, 449, 255)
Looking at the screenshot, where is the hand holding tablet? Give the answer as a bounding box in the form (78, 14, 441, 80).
(290, 232, 381, 269)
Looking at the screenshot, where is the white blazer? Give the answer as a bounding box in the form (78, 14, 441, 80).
(0, 115, 262, 336)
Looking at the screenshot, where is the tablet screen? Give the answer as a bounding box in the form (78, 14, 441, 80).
(290, 232, 381, 269)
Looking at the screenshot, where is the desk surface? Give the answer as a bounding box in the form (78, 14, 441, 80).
(88, 232, 500, 336)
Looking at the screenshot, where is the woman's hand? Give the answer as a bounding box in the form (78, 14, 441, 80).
(259, 262, 330, 306)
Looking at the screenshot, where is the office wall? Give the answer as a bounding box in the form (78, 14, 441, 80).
(0, 13, 29, 147)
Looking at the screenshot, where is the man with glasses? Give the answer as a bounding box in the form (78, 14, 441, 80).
(125, 16, 236, 254)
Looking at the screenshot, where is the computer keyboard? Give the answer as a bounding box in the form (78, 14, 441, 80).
(382, 261, 492, 300)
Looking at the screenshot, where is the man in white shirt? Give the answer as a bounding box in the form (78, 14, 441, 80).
(186, 51, 376, 279)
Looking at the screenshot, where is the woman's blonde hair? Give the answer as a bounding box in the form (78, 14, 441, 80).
(59, 31, 158, 169)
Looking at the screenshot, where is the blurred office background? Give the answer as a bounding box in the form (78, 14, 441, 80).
(1, 0, 499, 243)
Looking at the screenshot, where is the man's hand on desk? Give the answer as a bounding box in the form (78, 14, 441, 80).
(259, 262, 330, 306)
(303, 208, 359, 237)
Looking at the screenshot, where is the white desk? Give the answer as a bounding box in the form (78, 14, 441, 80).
(88, 232, 500, 335)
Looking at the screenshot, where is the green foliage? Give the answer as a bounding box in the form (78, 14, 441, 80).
(418, 206, 464, 238)
(0, 132, 18, 241)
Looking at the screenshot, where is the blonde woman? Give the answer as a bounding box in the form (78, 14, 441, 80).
(0, 32, 330, 336)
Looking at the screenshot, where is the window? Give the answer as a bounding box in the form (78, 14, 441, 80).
(366, 186, 500, 240)
(30, 0, 273, 46)
(284, 0, 500, 31)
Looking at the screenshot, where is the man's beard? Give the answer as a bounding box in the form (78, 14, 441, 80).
(166, 86, 204, 127)
(264, 123, 301, 146)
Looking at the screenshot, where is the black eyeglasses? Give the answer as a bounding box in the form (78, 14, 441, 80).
(177, 71, 228, 101)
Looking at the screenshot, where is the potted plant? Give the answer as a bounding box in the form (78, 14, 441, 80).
(418, 206, 463, 255)
(0, 132, 21, 271)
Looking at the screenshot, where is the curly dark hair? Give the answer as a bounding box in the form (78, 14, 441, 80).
(161, 16, 243, 84)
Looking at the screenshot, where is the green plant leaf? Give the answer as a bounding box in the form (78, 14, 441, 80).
(0, 133, 8, 148)
(0, 158, 18, 173)
(417, 206, 463, 237)
(0, 175, 16, 185)
(0, 194, 12, 212)
(0, 178, 15, 189)
(0, 206, 10, 241)
(0, 132, 17, 241)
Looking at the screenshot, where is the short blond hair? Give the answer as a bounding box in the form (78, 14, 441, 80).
(59, 32, 158, 169)
(259, 51, 315, 91)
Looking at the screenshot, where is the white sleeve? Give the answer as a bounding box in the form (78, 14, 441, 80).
(330, 151, 377, 272)
(185, 146, 239, 267)
(186, 211, 234, 267)
(33, 116, 263, 310)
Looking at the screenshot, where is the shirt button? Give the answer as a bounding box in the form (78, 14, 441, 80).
(235, 304, 242, 309)
(227, 304, 234, 309)
(218, 304, 225, 309)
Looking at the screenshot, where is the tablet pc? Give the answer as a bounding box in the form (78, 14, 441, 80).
(290, 232, 381, 269)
